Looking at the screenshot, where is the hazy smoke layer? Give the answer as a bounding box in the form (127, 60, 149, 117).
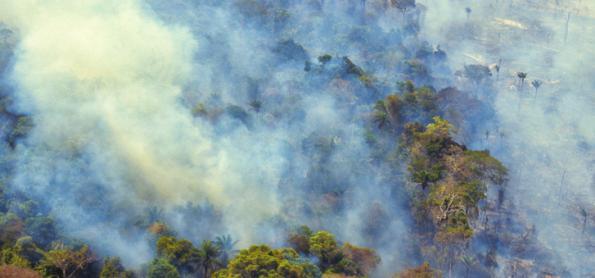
(0, 0, 593, 275)
(420, 0, 595, 274)
(0, 0, 285, 264)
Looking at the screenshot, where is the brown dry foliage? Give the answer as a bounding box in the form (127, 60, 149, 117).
(0, 265, 41, 278)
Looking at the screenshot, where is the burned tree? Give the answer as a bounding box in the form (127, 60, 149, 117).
(517, 72, 527, 90)
(531, 79, 542, 97)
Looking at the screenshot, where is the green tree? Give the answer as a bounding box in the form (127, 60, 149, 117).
(14, 236, 43, 265)
(215, 234, 238, 266)
(37, 244, 96, 278)
(0, 246, 31, 268)
(309, 231, 341, 271)
(213, 245, 317, 278)
(100, 257, 133, 278)
(156, 236, 201, 274)
(147, 258, 179, 278)
(198, 240, 221, 278)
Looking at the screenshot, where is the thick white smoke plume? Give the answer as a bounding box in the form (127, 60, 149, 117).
(1, 0, 593, 275)
(0, 0, 283, 264)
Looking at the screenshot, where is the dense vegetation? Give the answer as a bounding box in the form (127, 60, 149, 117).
(0, 74, 503, 277)
(0, 0, 589, 277)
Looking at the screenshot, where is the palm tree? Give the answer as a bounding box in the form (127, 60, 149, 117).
(531, 79, 542, 97)
(580, 206, 588, 234)
(198, 240, 220, 278)
(373, 100, 389, 129)
(517, 72, 527, 90)
(460, 254, 477, 278)
(495, 58, 502, 80)
(215, 234, 238, 265)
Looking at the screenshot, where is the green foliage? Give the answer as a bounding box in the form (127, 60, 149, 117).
(373, 82, 437, 132)
(398, 116, 506, 245)
(410, 156, 443, 187)
(37, 244, 96, 278)
(405, 117, 454, 189)
(215, 234, 238, 265)
(407, 86, 437, 113)
(326, 257, 359, 276)
(373, 95, 402, 130)
(15, 236, 44, 265)
(309, 231, 340, 270)
(458, 180, 486, 208)
(148, 258, 179, 278)
(213, 245, 317, 278)
(156, 236, 201, 274)
(0, 246, 32, 268)
(288, 225, 313, 255)
(100, 257, 133, 278)
(198, 240, 221, 277)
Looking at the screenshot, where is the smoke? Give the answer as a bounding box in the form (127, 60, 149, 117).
(0, 0, 593, 276)
(417, 0, 595, 274)
(0, 0, 413, 270)
(0, 0, 286, 264)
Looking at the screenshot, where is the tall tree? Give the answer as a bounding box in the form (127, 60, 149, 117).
(198, 240, 221, 278)
(148, 258, 179, 278)
(309, 231, 341, 271)
(517, 72, 527, 90)
(531, 79, 542, 97)
(214, 235, 238, 265)
(100, 257, 133, 278)
(38, 244, 96, 278)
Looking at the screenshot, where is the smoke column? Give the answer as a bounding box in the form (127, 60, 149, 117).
(0, 0, 285, 264)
